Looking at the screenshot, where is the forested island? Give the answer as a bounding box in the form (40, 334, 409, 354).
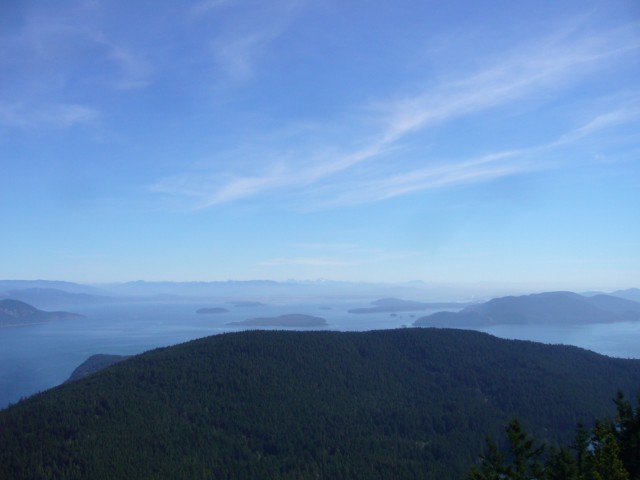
(1, 328, 639, 479)
(414, 291, 640, 327)
(0, 299, 82, 327)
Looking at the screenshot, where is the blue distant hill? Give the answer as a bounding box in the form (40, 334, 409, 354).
(0, 280, 110, 296)
(611, 288, 640, 303)
(414, 291, 640, 327)
(0, 288, 115, 308)
(0, 299, 82, 327)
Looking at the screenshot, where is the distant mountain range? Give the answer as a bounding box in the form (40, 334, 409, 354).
(0, 299, 82, 327)
(0, 280, 110, 296)
(0, 288, 116, 308)
(414, 291, 640, 327)
(610, 288, 640, 303)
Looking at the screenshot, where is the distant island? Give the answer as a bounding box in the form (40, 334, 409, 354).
(196, 307, 229, 314)
(0, 288, 115, 308)
(228, 313, 327, 327)
(609, 287, 640, 303)
(0, 299, 82, 327)
(413, 291, 640, 327)
(349, 297, 470, 314)
(66, 354, 129, 383)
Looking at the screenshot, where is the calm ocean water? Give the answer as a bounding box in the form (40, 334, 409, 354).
(2, 301, 640, 409)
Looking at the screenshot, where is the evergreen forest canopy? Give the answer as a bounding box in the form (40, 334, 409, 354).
(1, 329, 640, 479)
(469, 391, 640, 479)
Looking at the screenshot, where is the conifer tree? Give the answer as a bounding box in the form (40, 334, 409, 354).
(587, 419, 629, 480)
(503, 418, 545, 480)
(614, 391, 640, 479)
(469, 438, 506, 480)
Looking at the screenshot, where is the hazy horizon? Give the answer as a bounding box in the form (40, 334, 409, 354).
(1, 277, 638, 303)
(2, 1, 639, 287)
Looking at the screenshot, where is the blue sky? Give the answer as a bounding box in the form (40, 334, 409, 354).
(1, 0, 639, 289)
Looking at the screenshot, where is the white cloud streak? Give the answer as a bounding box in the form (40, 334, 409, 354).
(192, 0, 306, 81)
(213, 33, 264, 80)
(0, 3, 152, 131)
(0, 103, 100, 129)
(550, 102, 640, 148)
(99, 37, 152, 90)
(152, 23, 640, 209)
(189, 0, 231, 18)
(328, 151, 530, 206)
(331, 101, 640, 206)
(376, 28, 640, 144)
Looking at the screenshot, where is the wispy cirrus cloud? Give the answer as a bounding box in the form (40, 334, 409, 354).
(151, 21, 640, 209)
(329, 102, 640, 206)
(95, 34, 152, 90)
(188, 0, 231, 18)
(150, 142, 396, 208)
(550, 100, 640, 148)
(0, 2, 152, 131)
(375, 27, 640, 144)
(190, 0, 307, 81)
(2, 16, 152, 92)
(0, 102, 100, 130)
(213, 32, 269, 80)
(326, 151, 531, 206)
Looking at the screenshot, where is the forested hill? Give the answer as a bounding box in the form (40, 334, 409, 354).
(414, 291, 640, 327)
(1, 329, 640, 479)
(0, 299, 81, 326)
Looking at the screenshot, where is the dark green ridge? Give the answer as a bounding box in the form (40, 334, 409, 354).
(1, 328, 639, 479)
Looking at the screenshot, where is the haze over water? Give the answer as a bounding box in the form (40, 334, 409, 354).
(2, 300, 640, 409)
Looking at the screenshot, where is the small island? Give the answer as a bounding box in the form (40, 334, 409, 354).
(227, 313, 328, 327)
(196, 307, 229, 314)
